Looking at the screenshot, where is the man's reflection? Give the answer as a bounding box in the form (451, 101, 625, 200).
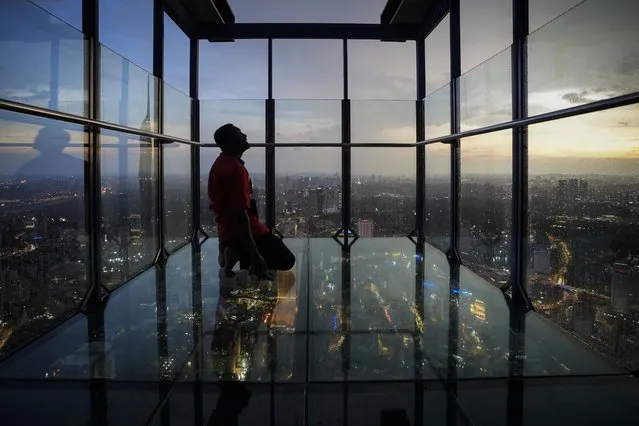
(206, 270, 297, 425)
(16, 125, 84, 178)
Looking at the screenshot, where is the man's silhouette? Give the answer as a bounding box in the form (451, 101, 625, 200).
(16, 125, 83, 178)
(208, 123, 295, 286)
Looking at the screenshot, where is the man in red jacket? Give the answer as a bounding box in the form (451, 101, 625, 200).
(208, 124, 295, 281)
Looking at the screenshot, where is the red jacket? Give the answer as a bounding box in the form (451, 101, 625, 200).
(208, 153, 268, 243)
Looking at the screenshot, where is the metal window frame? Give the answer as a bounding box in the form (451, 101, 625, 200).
(82, 0, 102, 312)
(266, 39, 276, 230)
(507, 1, 530, 425)
(190, 37, 201, 241)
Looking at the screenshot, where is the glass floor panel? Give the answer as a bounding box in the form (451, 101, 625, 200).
(1, 238, 638, 425)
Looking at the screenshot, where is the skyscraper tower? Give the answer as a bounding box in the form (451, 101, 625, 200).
(358, 219, 374, 238)
(611, 263, 633, 314)
(316, 188, 324, 216)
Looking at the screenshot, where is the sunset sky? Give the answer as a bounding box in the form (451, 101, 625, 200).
(0, 0, 638, 177)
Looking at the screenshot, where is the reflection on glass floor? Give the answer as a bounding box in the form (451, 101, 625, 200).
(1, 238, 639, 425)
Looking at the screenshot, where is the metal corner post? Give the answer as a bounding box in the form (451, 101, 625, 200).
(341, 38, 352, 245)
(447, 2, 462, 425)
(266, 38, 276, 230)
(83, 1, 107, 424)
(508, 0, 529, 424)
(190, 37, 201, 239)
(154, 0, 167, 265)
(449, 0, 461, 265)
(416, 37, 426, 242)
(414, 35, 426, 426)
(83, 0, 102, 312)
(152, 3, 170, 423)
(511, 0, 530, 316)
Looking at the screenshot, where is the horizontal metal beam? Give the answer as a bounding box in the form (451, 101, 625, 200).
(5, 90, 637, 150)
(198, 23, 420, 41)
(200, 142, 416, 148)
(0, 99, 201, 146)
(417, 90, 639, 146)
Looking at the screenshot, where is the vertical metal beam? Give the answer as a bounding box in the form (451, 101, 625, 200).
(508, 1, 529, 425)
(447, 2, 462, 425)
(117, 61, 130, 280)
(265, 39, 276, 230)
(449, 0, 461, 264)
(511, 0, 530, 320)
(83, 0, 102, 311)
(83, 1, 107, 424)
(416, 38, 426, 241)
(341, 39, 351, 243)
(190, 37, 201, 239)
(189, 35, 204, 426)
(154, 0, 167, 263)
(153, 4, 170, 424)
(414, 37, 426, 426)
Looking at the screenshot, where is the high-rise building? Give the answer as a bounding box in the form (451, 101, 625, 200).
(611, 262, 636, 314)
(316, 188, 324, 216)
(358, 219, 374, 238)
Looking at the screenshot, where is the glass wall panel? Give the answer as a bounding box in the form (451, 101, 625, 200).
(0, 0, 85, 116)
(0, 111, 87, 358)
(351, 101, 415, 143)
(529, 0, 584, 33)
(200, 100, 265, 145)
(163, 84, 192, 252)
(425, 84, 451, 139)
(348, 41, 416, 100)
(200, 147, 265, 237)
(276, 100, 341, 143)
(100, 45, 158, 131)
(275, 148, 341, 238)
(351, 147, 415, 237)
(100, 130, 157, 289)
(425, 143, 451, 251)
(164, 141, 192, 252)
(459, 130, 512, 286)
(528, 0, 639, 116)
(164, 13, 190, 94)
(199, 40, 268, 99)
(32, 0, 82, 30)
(425, 14, 451, 96)
(100, 0, 153, 73)
(200, 100, 266, 236)
(460, 47, 512, 131)
(163, 83, 191, 140)
(460, 0, 512, 74)
(528, 104, 639, 371)
(273, 40, 342, 99)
